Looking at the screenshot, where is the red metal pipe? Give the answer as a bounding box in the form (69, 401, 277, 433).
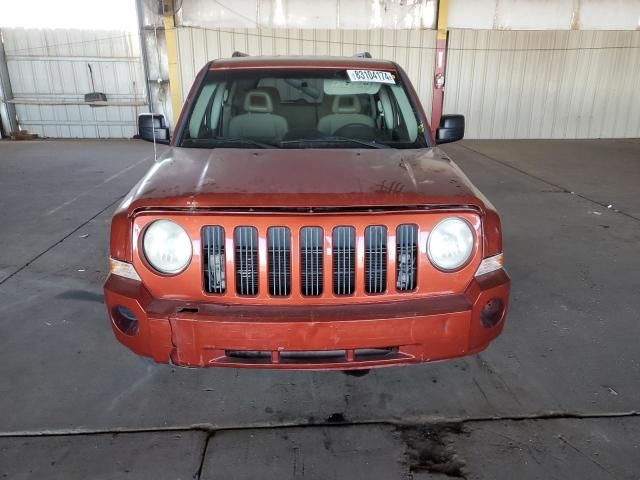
(431, 36, 448, 130)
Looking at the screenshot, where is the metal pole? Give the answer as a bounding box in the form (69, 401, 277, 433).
(163, 0, 182, 127)
(431, 0, 449, 130)
(135, 0, 153, 112)
(0, 29, 19, 136)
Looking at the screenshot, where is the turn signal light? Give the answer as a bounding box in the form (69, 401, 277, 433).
(109, 258, 141, 281)
(475, 253, 504, 277)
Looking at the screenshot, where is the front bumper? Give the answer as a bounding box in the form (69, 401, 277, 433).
(104, 270, 509, 370)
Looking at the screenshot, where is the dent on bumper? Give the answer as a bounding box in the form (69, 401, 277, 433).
(103, 270, 510, 370)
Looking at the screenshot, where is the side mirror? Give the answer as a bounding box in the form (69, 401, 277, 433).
(138, 113, 170, 144)
(436, 114, 464, 144)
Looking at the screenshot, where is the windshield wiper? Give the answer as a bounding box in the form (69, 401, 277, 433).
(182, 137, 275, 149)
(280, 136, 390, 149)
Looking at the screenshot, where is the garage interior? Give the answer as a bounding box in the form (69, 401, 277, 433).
(1, 0, 639, 478)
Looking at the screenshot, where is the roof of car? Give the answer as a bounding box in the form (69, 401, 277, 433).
(209, 55, 397, 71)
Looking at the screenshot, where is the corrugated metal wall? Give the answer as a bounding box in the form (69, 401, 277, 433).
(444, 30, 640, 139)
(2, 28, 147, 138)
(174, 27, 640, 139)
(175, 27, 436, 116)
(4, 2, 636, 139)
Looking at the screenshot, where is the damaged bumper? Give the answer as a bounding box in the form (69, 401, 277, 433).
(103, 270, 509, 370)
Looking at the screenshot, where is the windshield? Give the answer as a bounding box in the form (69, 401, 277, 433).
(180, 68, 428, 149)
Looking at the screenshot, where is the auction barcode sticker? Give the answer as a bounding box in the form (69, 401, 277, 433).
(346, 70, 396, 84)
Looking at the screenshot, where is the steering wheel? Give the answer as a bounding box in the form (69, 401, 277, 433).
(333, 123, 377, 140)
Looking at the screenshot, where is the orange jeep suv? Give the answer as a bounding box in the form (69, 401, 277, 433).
(104, 54, 510, 370)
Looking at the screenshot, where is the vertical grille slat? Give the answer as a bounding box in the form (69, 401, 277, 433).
(365, 226, 387, 294)
(333, 226, 356, 295)
(202, 226, 226, 293)
(301, 227, 323, 296)
(396, 224, 418, 291)
(268, 227, 291, 296)
(235, 226, 258, 296)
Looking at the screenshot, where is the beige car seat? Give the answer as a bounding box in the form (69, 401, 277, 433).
(317, 95, 375, 135)
(228, 90, 288, 142)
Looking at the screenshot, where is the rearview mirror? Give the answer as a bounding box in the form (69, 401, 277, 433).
(436, 114, 464, 144)
(138, 113, 170, 144)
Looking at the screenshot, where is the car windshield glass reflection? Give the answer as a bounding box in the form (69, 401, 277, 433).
(181, 69, 427, 149)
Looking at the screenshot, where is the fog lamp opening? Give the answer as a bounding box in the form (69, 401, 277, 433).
(480, 298, 505, 328)
(112, 305, 139, 336)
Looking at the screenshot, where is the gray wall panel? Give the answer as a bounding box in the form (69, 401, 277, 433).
(2, 28, 146, 138)
(444, 30, 640, 139)
(175, 27, 437, 121)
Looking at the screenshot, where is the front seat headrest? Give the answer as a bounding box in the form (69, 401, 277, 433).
(332, 95, 361, 114)
(256, 86, 281, 106)
(244, 90, 273, 113)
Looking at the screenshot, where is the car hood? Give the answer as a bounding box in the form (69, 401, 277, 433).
(120, 147, 491, 214)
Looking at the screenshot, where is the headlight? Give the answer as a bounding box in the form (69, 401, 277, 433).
(427, 217, 474, 271)
(142, 220, 192, 274)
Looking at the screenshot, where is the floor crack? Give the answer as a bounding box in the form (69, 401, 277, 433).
(557, 433, 616, 478)
(0, 194, 125, 287)
(194, 432, 211, 479)
(1, 410, 638, 438)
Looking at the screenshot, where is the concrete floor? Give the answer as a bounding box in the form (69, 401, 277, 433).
(0, 138, 639, 479)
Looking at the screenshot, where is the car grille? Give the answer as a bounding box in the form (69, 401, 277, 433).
(267, 227, 291, 296)
(396, 224, 418, 291)
(364, 225, 387, 294)
(202, 223, 419, 298)
(202, 225, 226, 294)
(333, 226, 356, 295)
(300, 226, 323, 296)
(234, 226, 259, 296)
